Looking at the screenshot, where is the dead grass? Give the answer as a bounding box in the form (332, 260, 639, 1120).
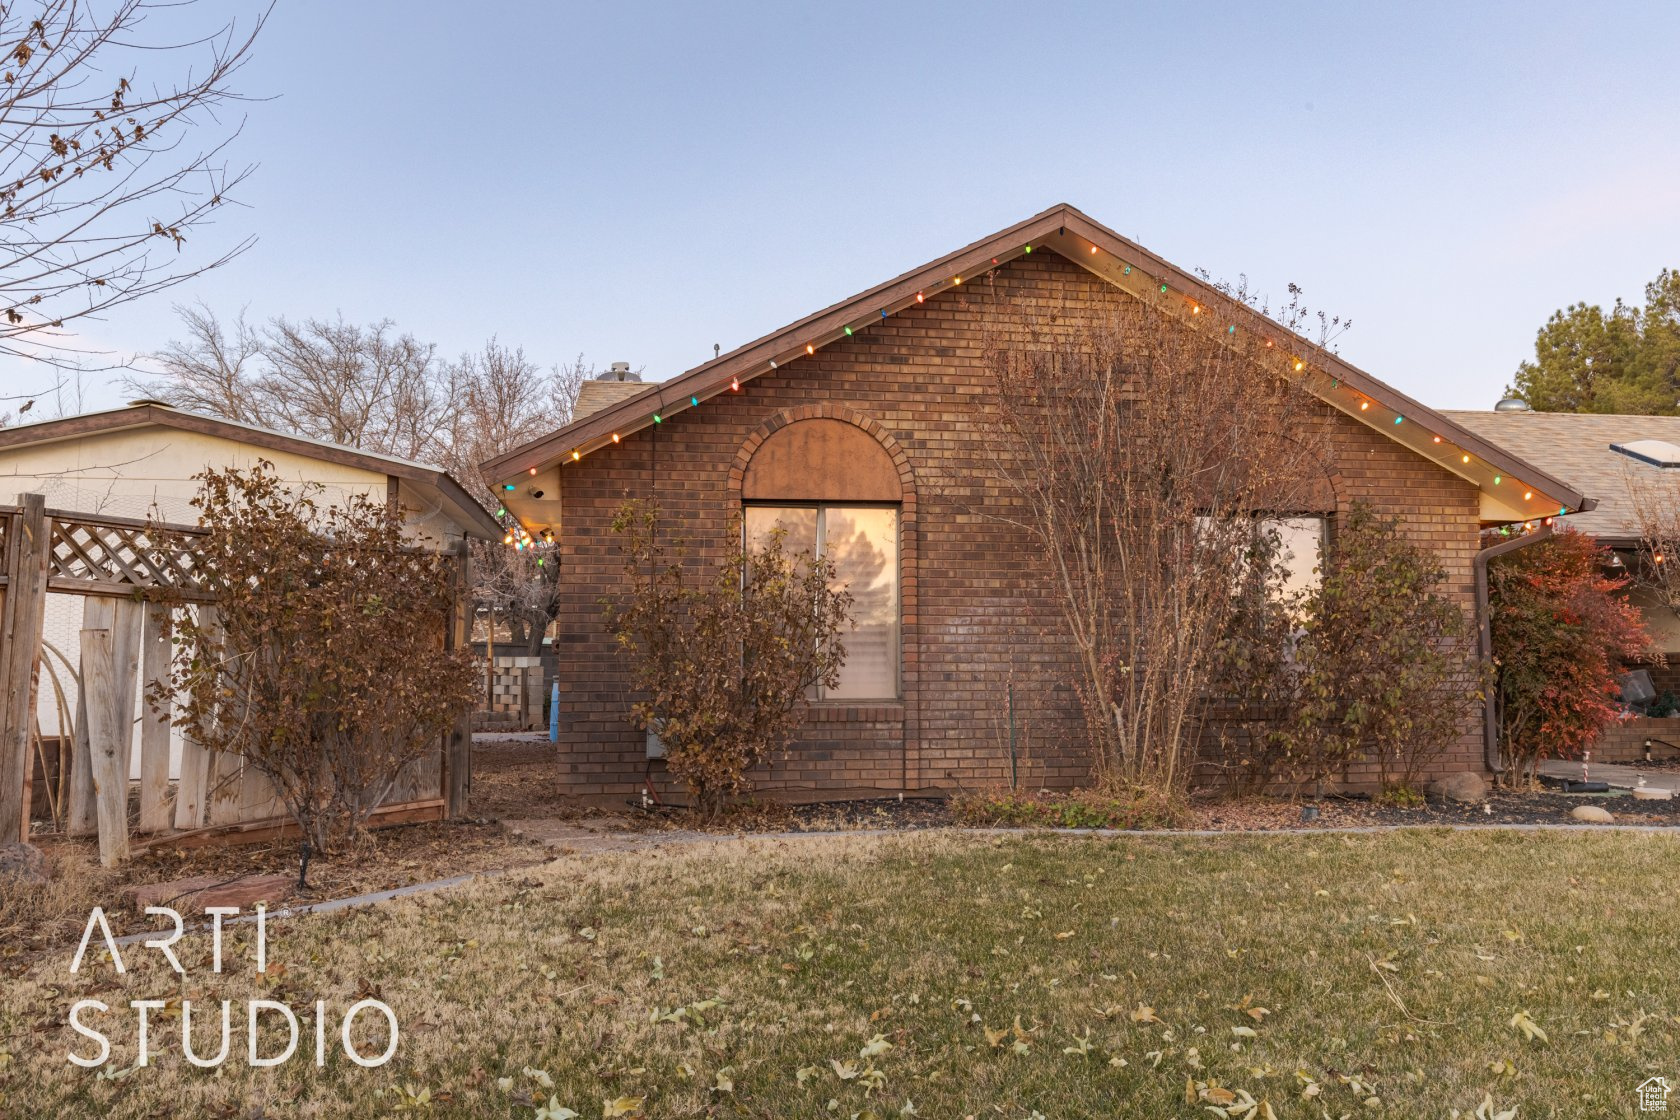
(4, 829, 1679, 1118)
(0, 819, 549, 960)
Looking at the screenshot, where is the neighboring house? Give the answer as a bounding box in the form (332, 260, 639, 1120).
(0, 399, 497, 542)
(486, 203, 1589, 802)
(0, 399, 500, 790)
(1447, 407, 1680, 758)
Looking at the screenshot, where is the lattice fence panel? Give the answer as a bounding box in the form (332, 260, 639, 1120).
(46, 515, 208, 598)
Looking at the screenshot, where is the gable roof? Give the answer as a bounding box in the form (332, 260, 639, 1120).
(1445, 409, 1680, 545)
(0, 401, 502, 539)
(484, 203, 1591, 525)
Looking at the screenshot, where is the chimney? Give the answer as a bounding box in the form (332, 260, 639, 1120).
(594, 361, 641, 382)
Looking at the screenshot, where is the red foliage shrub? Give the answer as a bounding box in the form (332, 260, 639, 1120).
(1488, 529, 1654, 784)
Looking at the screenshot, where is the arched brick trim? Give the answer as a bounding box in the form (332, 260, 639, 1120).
(728, 403, 918, 516)
(1288, 434, 1344, 514)
(729, 404, 922, 790)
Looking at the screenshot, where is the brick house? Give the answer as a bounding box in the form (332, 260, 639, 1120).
(485, 204, 1590, 802)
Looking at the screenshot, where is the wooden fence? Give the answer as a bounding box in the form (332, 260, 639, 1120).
(0, 494, 472, 861)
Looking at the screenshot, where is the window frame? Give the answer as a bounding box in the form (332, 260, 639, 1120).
(1197, 510, 1333, 601)
(743, 500, 903, 702)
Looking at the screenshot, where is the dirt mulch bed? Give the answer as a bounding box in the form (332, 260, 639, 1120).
(469, 732, 603, 821)
(547, 788, 1680, 837)
(1, 817, 550, 963)
(469, 733, 1680, 832)
(1190, 787, 1680, 829)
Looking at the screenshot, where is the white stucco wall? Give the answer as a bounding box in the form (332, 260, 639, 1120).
(3, 422, 473, 781)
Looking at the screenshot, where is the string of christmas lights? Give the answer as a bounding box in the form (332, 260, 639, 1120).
(503, 233, 1573, 545)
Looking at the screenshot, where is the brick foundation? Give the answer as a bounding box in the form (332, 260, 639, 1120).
(1591, 718, 1680, 763)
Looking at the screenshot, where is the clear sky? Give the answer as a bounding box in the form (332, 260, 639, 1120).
(30, 0, 1680, 414)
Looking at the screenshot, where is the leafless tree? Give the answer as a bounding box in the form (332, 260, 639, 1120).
(262, 315, 452, 459)
(132, 306, 586, 652)
(1627, 464, 1680, 621)
(134, 306, 454, 458)
(980, 283, 1335, 793)
(0, 1, 265, 367)
(440, 344, 585, 652)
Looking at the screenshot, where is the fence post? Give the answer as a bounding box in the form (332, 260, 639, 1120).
(445, 541, 472, 818)
(67, 596, 114, 836)
(173, 604, 219, 830)
(0, 493, 50, 845)
(82, 624, 133, 866)
(138, 602, 173, 831)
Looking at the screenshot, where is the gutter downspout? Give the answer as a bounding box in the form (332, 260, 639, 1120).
(1474, 525, 1554, 776)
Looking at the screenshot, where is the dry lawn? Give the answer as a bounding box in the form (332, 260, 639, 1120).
(0, 819, 549, 959)
(2, 829, 1678, 1119)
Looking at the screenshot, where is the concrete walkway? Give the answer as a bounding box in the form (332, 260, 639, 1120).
(1538, 758, 1680, 792)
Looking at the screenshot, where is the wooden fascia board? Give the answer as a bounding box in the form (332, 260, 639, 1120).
(481, 206, 1080, 478)
(1050, 211, 1593, 516)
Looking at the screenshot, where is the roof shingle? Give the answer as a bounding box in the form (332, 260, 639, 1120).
(1444, 409, 1680, 543)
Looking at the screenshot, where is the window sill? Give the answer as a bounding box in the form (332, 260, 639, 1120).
(807, 701, 905, 723)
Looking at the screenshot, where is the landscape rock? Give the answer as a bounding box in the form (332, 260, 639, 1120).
(1428, 772, 1489, 803)
(122, 873, 295, 912)
(0, 842, 48, 885)
(1569, 805, 1615, 824)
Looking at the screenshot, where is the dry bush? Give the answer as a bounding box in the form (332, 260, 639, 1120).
(157, 461, 479, 853)
(980, 285, 1333, 794)
(603, 502, 851, 816)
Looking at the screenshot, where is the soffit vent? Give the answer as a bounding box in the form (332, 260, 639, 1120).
(1612, 439, 1680, 468)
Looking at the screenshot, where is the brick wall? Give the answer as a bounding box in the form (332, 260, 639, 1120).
(1592, 718, 1680, 763)
(551, 253, 1488, 802)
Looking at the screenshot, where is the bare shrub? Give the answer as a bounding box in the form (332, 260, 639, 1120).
(156, 461, 479, 852)
(602, 502, 850, 816)
(980, 285, 1333, 794)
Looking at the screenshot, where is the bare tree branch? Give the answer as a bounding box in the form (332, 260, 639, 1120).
(0, 0, 267, 367)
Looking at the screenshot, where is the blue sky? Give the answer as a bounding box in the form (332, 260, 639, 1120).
(39, 0, 1680, 413)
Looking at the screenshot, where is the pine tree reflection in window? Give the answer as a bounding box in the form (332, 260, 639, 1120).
(744, 505, 899, 700)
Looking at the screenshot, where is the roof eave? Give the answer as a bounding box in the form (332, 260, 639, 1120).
(0, 404, 501, 538)
(484, 203, 1591, 519)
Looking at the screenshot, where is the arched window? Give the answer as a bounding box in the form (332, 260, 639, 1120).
(742, 418, 901, 700)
